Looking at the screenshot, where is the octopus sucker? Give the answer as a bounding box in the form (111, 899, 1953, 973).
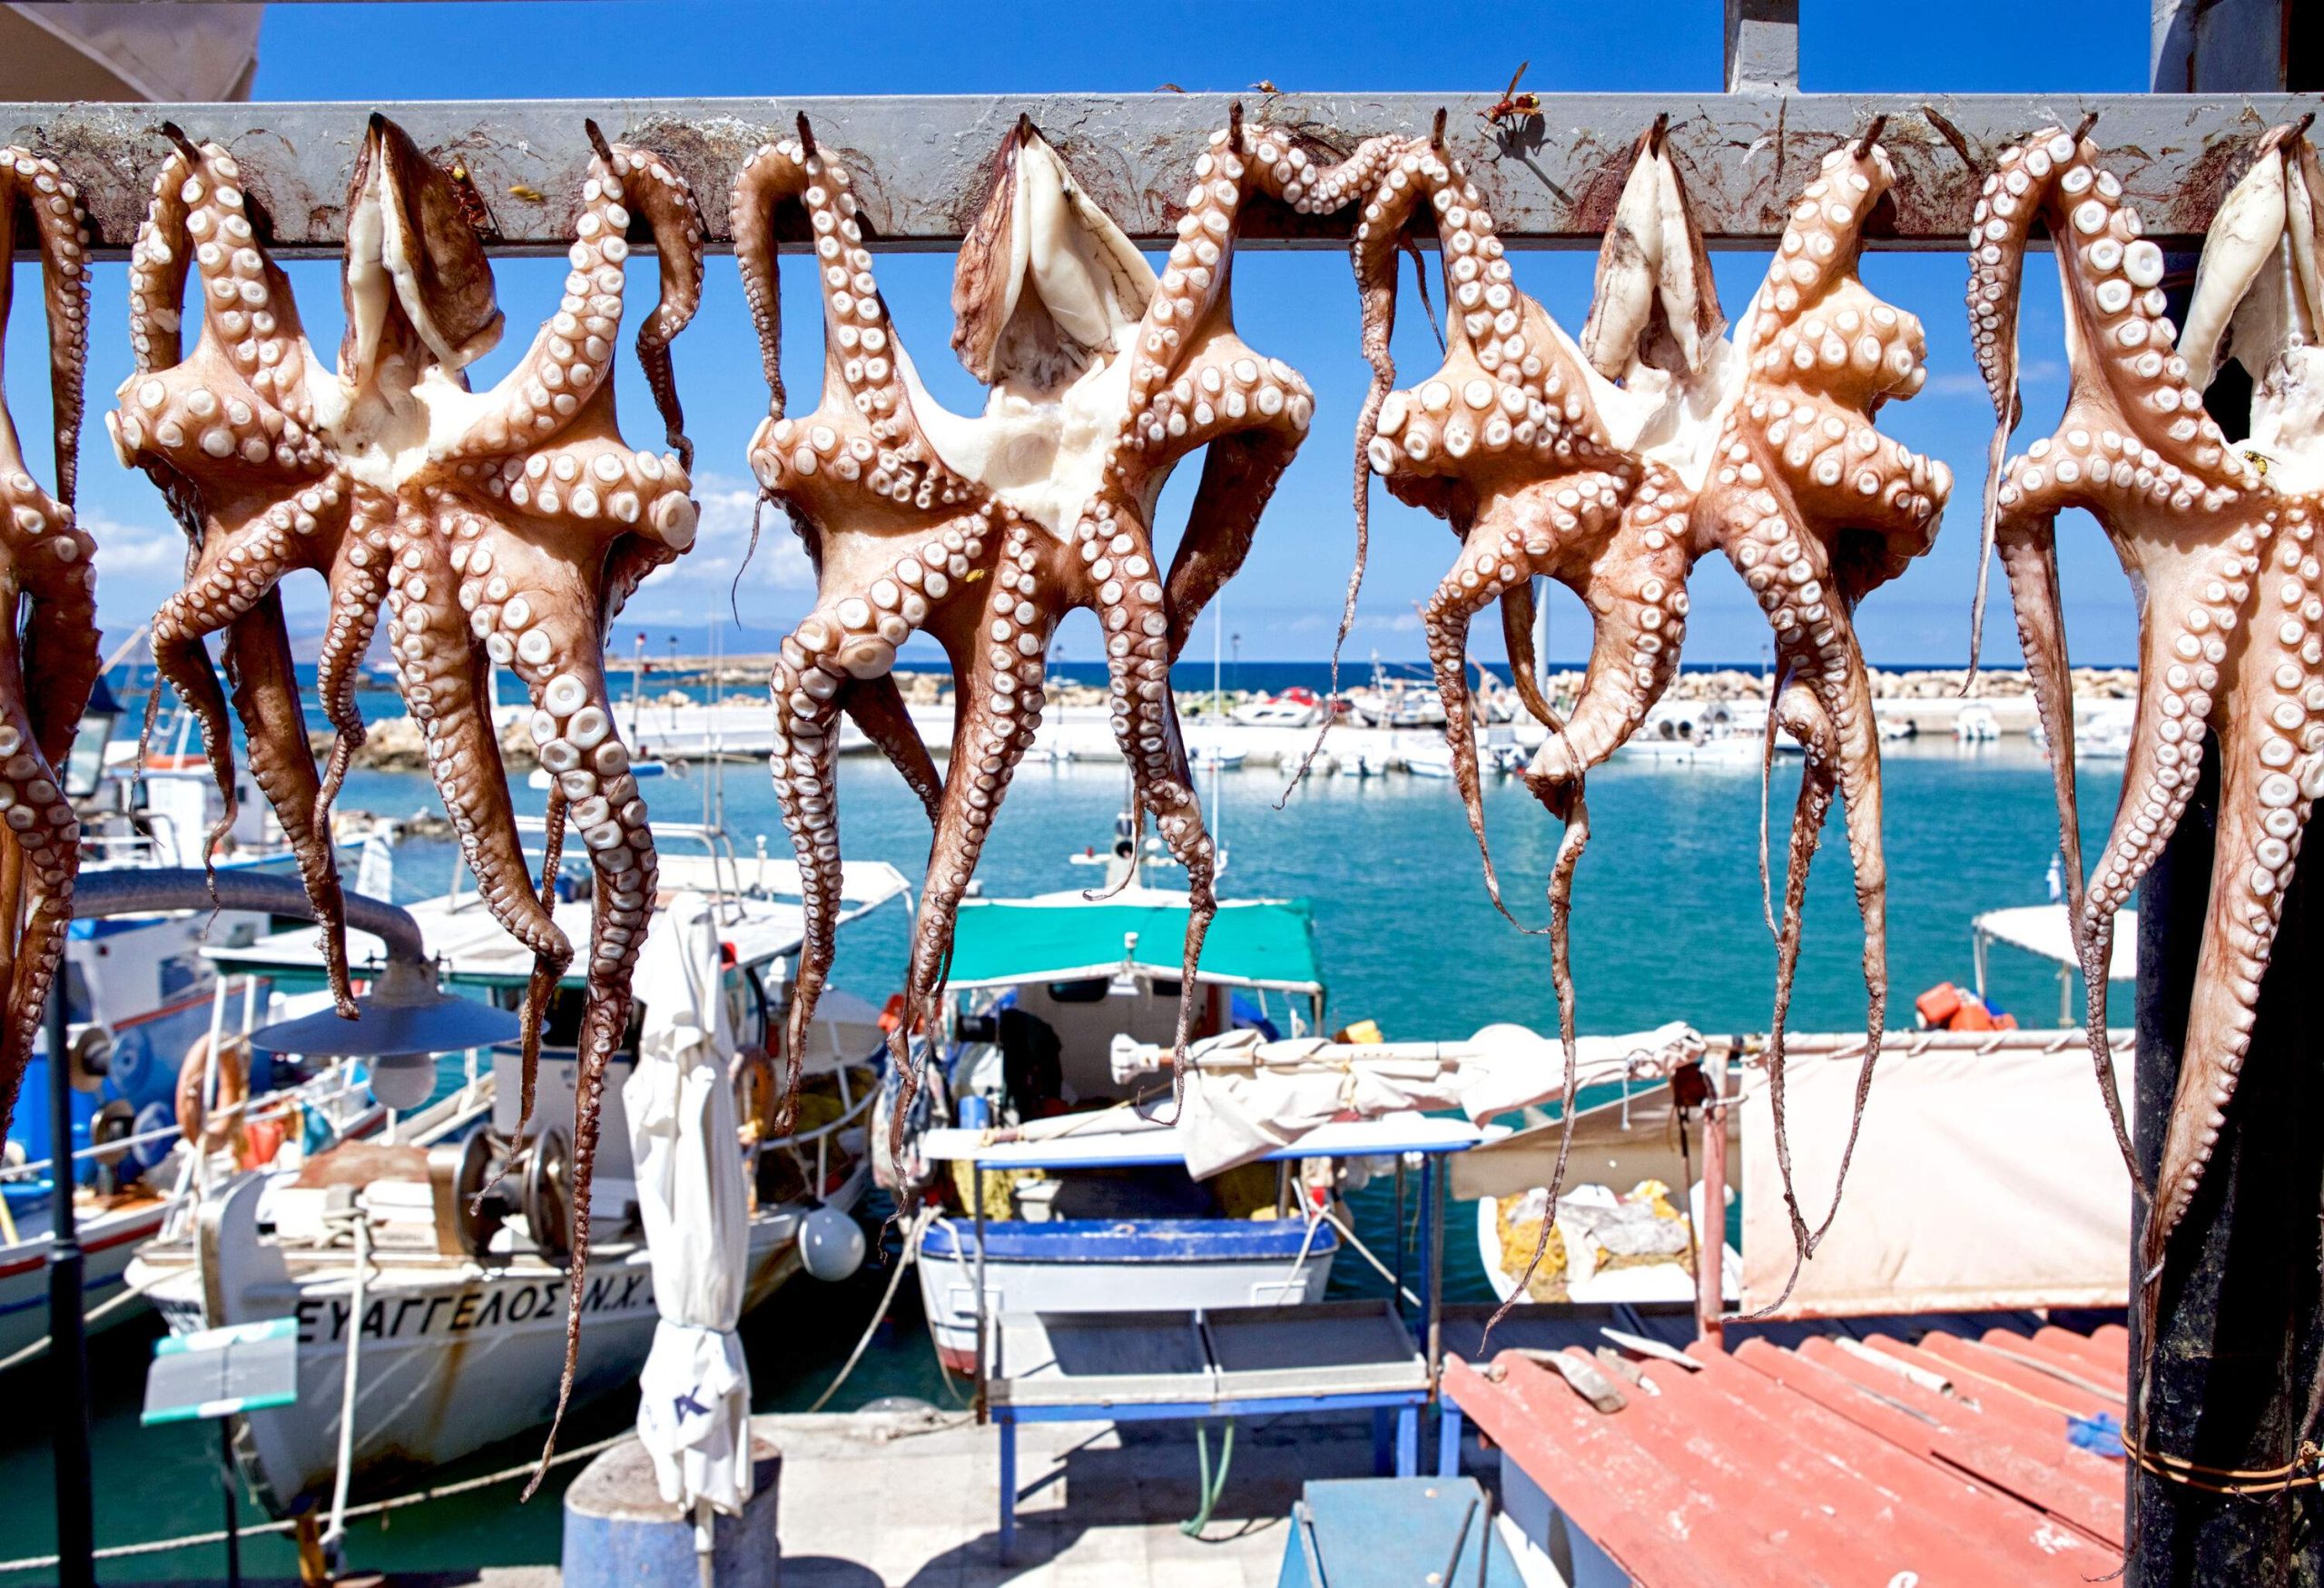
(112, 127, 369, 1016)
(740, 112, 1346, 1135)
(0, 144, 94, 1141)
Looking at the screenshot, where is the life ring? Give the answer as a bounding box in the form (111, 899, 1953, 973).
(176, 1033, 251, 1156)
(731, 1044, 779, 1146)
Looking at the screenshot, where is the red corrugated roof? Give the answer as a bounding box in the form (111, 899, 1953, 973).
(1446, 1323, 2127, 1586)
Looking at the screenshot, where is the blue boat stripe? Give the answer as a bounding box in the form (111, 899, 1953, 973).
(921, 1218, 1339, 1263)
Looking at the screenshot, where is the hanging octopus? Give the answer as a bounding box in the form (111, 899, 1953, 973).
(1349, 123, 1945, 1302)
(1344, 123, 1709, 1272)
(1691, 127, 1948, 1295)
(737, 113, 1375, 1136)
(1967, 119, 2320, 1294)
(0, 150, 96, 1144)
(328, 120, 705, 1482)
(105, 123, 421, 1019)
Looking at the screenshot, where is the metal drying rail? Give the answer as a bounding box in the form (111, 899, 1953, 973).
(0, 92, 2312, 253)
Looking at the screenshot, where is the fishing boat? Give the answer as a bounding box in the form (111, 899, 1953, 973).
(126, 825, 910, 1515)
(1230, 688, 1324, 729)
(1612, 702, 1763, 767)
(896, 816, 1360, 1373)
(2, 679, 387, 1356)
(1954, 701, 2003, 743)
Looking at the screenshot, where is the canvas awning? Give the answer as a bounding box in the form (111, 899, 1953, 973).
(944, 898, 1324, 997)
(1973, 904, 2136, 980)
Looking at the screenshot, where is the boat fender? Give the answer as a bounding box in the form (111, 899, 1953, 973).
(175, 1033, 251, 1156)
(731, 1044, 779, 1146)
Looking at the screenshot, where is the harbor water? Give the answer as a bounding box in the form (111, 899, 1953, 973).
(0, 732, 2128, 1580)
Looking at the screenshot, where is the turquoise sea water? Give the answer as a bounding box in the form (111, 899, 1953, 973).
(1, 741, 2129, 1581)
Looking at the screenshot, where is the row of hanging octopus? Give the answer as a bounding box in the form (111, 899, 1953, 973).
(0, 105, 2307, 1475)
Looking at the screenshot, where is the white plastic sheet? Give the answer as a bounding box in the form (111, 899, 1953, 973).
(1135, 1021, 1703, 1178)
(624, 892, 753, 1515)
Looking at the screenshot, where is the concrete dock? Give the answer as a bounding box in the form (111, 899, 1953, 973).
(767, 1408, 1393, 1586)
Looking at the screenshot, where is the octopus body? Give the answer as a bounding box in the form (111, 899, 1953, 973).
(1968, 123, 2320, 1287)
(342, 123, 704, 1479)
(0, 150, 96, 1142)
(737, 115, 1370, 1132)
(106, 129, 394, 1017)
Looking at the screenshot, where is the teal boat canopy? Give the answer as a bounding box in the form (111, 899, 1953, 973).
(945, 899, 1325, 998)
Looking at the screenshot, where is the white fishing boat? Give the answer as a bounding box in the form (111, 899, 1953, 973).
(127, 828, 910, 1515)
(1613, 703, 1763, 767)
(1401, 738, 1456, 778)
(2029, 701, 2133, 762)
(1230, 689, 1324, 729)
(1954, 701, 2003, 743)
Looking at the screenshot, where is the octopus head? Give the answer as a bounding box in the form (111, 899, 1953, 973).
(343, 113, 503, 390)
(951, 119, 1155, 399)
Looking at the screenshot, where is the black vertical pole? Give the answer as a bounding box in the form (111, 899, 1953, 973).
(2129, 755, 2323, 1584)
(45, 983, 95, 1588)
(221, 1420, 241, 1588)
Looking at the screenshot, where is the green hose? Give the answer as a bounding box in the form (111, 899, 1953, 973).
(1180, 1419, 1236, 1537)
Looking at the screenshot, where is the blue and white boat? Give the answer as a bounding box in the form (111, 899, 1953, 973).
(901, 817, 1371, 1372)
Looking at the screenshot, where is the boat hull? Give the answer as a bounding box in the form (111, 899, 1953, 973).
(914, 1217, 1338, 1373)
(0, 1198, 170, 1358)
(135, 1165, 865, 1516)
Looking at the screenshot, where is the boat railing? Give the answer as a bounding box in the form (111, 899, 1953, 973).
(444, 816, 752, 920)
(763, 1038, 881, 1202)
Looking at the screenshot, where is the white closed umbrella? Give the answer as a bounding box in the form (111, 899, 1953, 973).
(624, 891, 753, 1522)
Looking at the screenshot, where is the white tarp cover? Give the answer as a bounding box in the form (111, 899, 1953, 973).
(1739, 1040, 2134, 1318)
(1976, 904, 2137, 979)
(624, 893, 753, 1514)
(1156, 1022, 1702, 1179)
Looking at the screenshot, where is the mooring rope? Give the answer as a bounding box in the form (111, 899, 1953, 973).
(0, 1426, 633, 1575)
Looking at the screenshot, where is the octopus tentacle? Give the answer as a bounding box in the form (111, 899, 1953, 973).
(0, 150, 94, 1138)
(386, 523, 574, 1012)
(1423, 519, 1540, 925)
(223, 591, 355, 1015)
(497, 581, 659, 1494)
(2146, 528, 2322, 1267)
(1161, 418, 1305, 658)
(312, 485, 394, 829)
(1994, 505, 2143, 1185)
(1697, 133, 1946, 1267)
(433, 140, 660, 464)
(1082, 513, 1216, 1098)
(838, 674, 942, 824)
(1497, 578, 1560, 729)
(885, 587, 1050, 1159)
(765, 521, 974, 1124)
(110, 130, 360, 1008)
(590, 128, 707, 469)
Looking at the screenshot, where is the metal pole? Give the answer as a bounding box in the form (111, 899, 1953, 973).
(45, 979, 95, 1588)
(220, 1419, 241, 1588)
(1695, 1050, 1728, 1351)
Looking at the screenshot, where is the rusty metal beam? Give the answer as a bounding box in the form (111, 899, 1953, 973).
(0, 92, 2316, 256)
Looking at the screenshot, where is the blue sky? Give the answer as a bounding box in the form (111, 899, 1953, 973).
(38, 0, 2156, 665)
